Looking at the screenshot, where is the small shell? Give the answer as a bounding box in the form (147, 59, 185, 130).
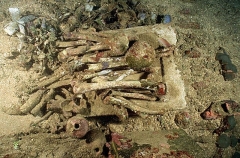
(217, 134, 230, 148)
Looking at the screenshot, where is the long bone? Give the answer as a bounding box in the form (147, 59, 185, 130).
(20, 90, 46, 114)
(72, 80, 158, 95)
(110, 90, 157, 101)
(104, 96, 161, 114)
(31, 88, 55, 116)
(55, 40, 87, 48)
(58, 45, 90, 62)
(87, 60, 128, 71)
(26, 71, 67, 93)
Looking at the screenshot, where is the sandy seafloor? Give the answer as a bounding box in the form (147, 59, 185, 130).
(0, 0, 239, 157)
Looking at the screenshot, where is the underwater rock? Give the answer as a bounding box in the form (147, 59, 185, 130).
(213, 115, 237, 134)
(225, 115, 237, 132)
(215, 53, 232, 65)
(215, 47, 237, 81)
(222, 71, 236, 81)
(138, 12, 146, 21)
(230, 135, 238, 147)
(232, 152, 240, 158)
(222, 63, 237, 73)
(217, 134, 230, 148)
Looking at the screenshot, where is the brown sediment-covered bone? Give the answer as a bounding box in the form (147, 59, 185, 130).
(46, 96, 73, 115)
(137, 32, 161, 49)
(55, 40, 87, 48)
(66, 116, 89, 138)
(58, 45, 90, 62)
(30, 88, 55, 116)
(63, 31, 107, 41)
(20, 90, 46, 114)
(47, 79, 71, 89)
(87, 32, 130, 57)
(30, 111, 53, 126)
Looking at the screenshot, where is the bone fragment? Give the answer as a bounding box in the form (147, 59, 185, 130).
(86, 44, 110, 52)
(157, 46, 175, 58)
(58, 45, 90, 62)
(105, 96, 161, 114)
(47, 79, 71, 89)
(158, 37, 171, 48)
(115, 69, 135, 81)
(30, 111, 53, 126)
(81, 69, 112, 80)
(56, 40, 87, 48)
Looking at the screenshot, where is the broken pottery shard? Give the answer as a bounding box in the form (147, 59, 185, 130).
(9, 8, 20, 22)
(18, 15, 36, 23)
(4, 8, 20, 35)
